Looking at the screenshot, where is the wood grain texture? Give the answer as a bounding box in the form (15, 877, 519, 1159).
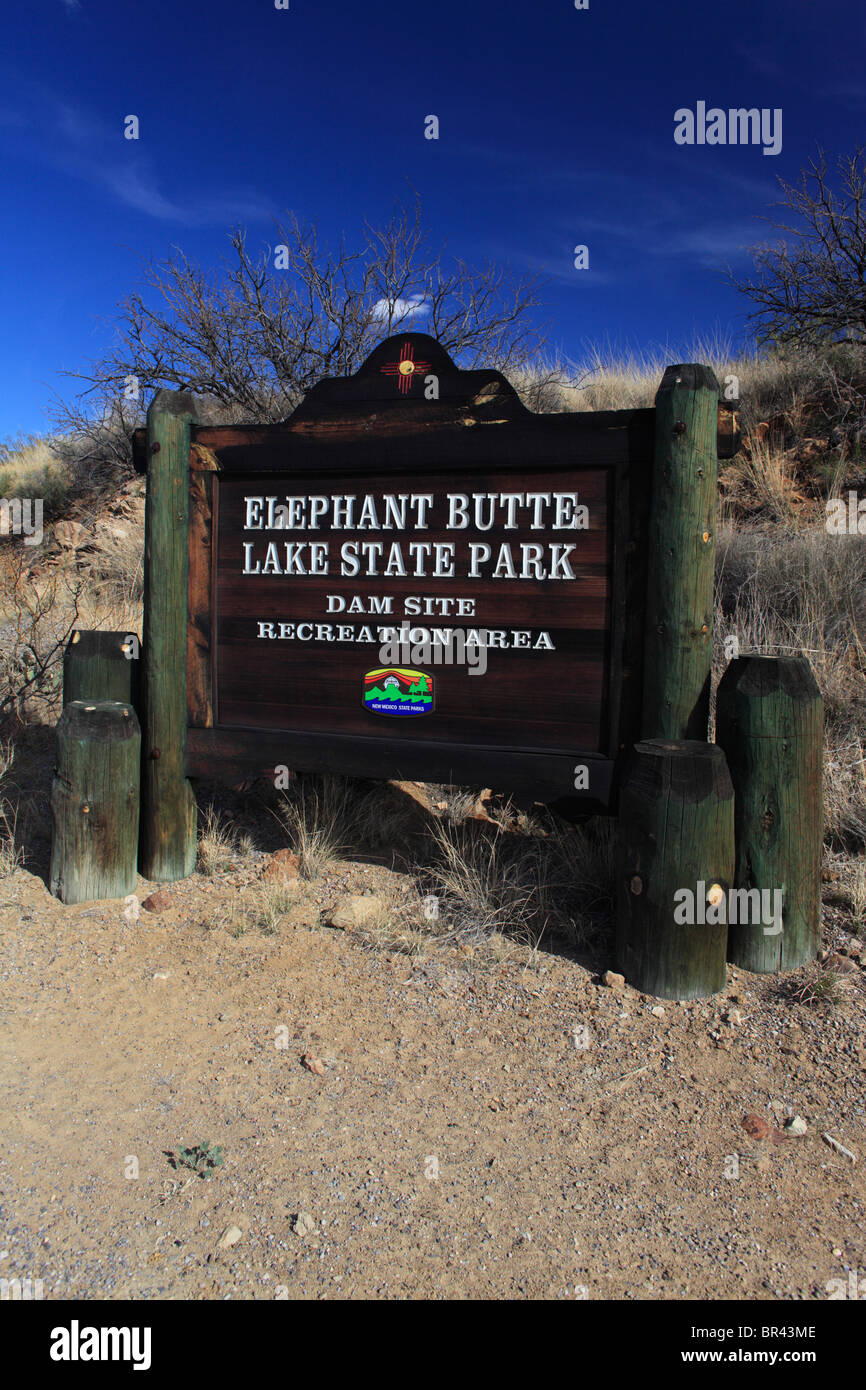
(140, 392, 198, 881)
(171, 337, 658, 809)
(642, 365, 720, 740)
(50, 701, 140, 903)
(186, 726, 614, 810)
(213, 466, 612, 756)
(63, 629, 140, 711)
(616, 739, 734, 999)
(187, 469, 214, 728)
(716, 655, 823, 972)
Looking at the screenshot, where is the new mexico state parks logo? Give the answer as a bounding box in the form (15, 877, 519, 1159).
(363, 668, 434, 716)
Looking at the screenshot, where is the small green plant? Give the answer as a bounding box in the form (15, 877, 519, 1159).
(782, 962, 850, 1011)
(167, 1140, 224, 1179)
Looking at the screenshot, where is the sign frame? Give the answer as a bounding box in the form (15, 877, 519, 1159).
(137, 334, 656, 815)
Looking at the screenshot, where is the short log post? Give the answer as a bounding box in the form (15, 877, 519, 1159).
(616, 739, 734, 999)
(63, 629, 141, 709)
(643, 365, 720, 740)
(50, 701, 140, 903)
(715, 655, 823, 972)
(139, 391, 199, 882)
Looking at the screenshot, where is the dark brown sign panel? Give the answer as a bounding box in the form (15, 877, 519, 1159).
(179, 335, 653, 812)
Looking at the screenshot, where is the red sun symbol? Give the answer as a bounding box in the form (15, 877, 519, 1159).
(380, 340, 431, 395)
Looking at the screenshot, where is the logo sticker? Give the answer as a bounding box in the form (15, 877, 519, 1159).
(363, 667, 434, 716)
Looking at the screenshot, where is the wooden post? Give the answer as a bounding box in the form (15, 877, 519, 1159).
(140, 391, 198, 882)
(616, 739, 734, 999)
(716, 655, 823, 972)
(63, 629, 141, 709)
(643, 365, 720, 739)
(50, 701, 140, 903)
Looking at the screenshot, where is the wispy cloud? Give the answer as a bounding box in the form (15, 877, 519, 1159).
(2, 77, 272, 226)
(60, 0, 82, 12)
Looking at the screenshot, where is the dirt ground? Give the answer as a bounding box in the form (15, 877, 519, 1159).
(1, 826, 865, 1303)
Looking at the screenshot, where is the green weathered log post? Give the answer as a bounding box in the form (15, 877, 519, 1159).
(616, 739, 734, 999)
(63, 629, 141, 709)
(643, 365, 720, 740)
(50, 701, 140, 903)
(139, 391, 198, 881)
(716, 655, 823, 973)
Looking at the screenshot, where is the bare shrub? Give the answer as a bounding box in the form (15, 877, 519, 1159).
(731, 146, 866, 350)
(0, 546, 84, 725)
(55, 200, 548, 433)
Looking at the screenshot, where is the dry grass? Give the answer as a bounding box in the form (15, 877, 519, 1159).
(274, 776, 361, 878)
(0, 801, 22, 877)
(513, 339, 866, 439)
(0, 435, 73, 520)
(713, 523, 866, 849)
(842, 857, 866, 928)
(196, 805, 253, 876)
(420, 812, 614, 953)
(340, 883, 443, 958)
(240, 880, 299, 937)
(779, 960, 853, 1012)
(722, 436, 802, 523)
(81, 527, 144, 606)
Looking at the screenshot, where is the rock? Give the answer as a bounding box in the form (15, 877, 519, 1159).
(292, 1211, 316, 1237)
(601, 970, 625, 991)
(262, 849, 300, 883)
(141, 890, 175, 913)
(217, 1225, 243, 1249)
(824, 953, 858, 974)
(94, 521, 130, 543)
(326, 895, 388, 931)
(725, 1009, 743, 1025)
(742, 1113, 786, 1145)
(651, 1005, 665, 1017)
(122, 894, 140, 923)
(53, 520, 86, 550)
(301, 1053, 326, 1075)
(741, 1113, 773, 1140)
(785, 1115, 808, 1136)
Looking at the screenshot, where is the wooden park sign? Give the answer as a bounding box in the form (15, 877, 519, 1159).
(58, 333, 827, 1001)
(130, 332, 734, 883)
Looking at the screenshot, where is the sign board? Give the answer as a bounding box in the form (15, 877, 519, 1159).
(140, 335, 654, 813)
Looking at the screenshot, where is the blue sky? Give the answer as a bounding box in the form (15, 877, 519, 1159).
(0, 0, 862, 438)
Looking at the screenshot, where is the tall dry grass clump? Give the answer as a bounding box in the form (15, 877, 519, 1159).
(714, 526, 866, 849)
(423, 812, 615, 952)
